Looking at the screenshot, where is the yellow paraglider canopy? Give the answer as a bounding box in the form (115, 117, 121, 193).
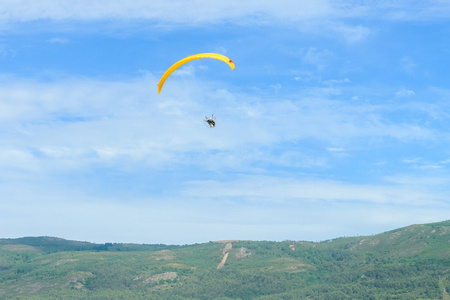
(157, 53, 235, 94)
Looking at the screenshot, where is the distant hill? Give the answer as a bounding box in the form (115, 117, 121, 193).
(1, 220, 449, 299)
(0, 236, 180, 253)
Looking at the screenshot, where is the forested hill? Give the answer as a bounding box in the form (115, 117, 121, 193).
(1, 220, 449, 299)
(0, 236, 181, 253)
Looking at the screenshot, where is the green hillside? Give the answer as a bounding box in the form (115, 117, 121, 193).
(1, 220, 449, 299)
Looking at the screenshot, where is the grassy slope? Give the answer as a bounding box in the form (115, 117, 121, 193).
(0, 220, 449, 299)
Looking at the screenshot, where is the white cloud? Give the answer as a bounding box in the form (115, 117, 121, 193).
(183, 175, 448, 206)
(0, 72, 445, 216)
(302, 48, 333, 71)
(385, 174, 450, 186)
(173, 65, 195, 77)
(0, 44, 15, 57)
(269, 83, 282, 92)
(402, 158, 421, 164)
(0, 0, 334, 24)
(400, 56, 417, 74)
(47, 37, 70, 44)
(330, 23, 371, 43)
(0, 148, 38, 171)
(323, 78, 350, 85)
(416, 164, 442, 169)
(0, 73, 440, 178)
(1, 1, 447, 53)
(1, 1, 448, 26)
(400, 157, 448, 170)
(327, 147, 345, 152)
(396, 88, 416, 97)
(265, 97, 435, 143)
(373, 0, 450, 21)
(1, 172, 447, 244)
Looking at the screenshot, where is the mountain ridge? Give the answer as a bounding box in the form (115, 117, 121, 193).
(1, 220, 449, 299)
(2, 219, 449, 250)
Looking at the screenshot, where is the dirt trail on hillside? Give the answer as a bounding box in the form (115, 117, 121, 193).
(222, 242, 232, 254)
(217, 242, 232, 269)
(217, 252, 229, 269)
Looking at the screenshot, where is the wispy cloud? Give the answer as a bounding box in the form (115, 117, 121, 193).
(0, 74, 440, 176)
(327, 147, 345, 152)
(47, 37, 70, 44)
(0, 44, 15, 57)
(2, 1, 449, 26)
(400, 56, 417, 74)
(183, 175, 449, 206)
(396, 88, 416, 97)
(302, 48, 333, 71)
(3, 168, 447, 244)
(2, 185, 447, 244)
(329, 23, 371, 43)
(173, 65, 195, 77)
(0, 1, 334, 24)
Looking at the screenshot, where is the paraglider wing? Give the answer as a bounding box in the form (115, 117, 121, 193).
(157, 53, 235, 94)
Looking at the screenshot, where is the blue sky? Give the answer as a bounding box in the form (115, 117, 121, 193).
(1, 1, 450, 244)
